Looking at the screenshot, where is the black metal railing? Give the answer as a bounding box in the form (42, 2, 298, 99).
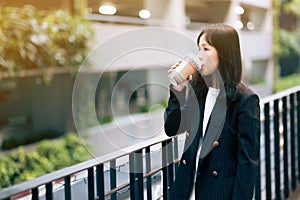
(0, 133, 182, 200)
(0, 85, 300, 200)
(258, 85, 300, 200)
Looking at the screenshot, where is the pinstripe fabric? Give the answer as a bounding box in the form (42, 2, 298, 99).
(164, 83, 260, 200)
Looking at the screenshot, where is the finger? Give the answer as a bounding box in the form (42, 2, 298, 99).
(168, 68, 175, 73)
(170, 65, 177, 69)
(171, 59, 182, 69)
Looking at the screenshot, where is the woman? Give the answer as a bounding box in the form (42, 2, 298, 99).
(164, 24, 260, 199)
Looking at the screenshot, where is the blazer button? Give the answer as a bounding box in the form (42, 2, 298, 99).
(182, 160, 187, 165)
(213, 141, 219, 147)
(212, 170, 218, 177)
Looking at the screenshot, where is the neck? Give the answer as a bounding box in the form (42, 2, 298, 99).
(204, 74, 219, 89)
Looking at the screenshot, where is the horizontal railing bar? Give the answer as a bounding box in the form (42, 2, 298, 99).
(259, 85, 300, 105)
(104, 180, 129, 197)
(260, 95, 299, 122)
(104, 158, 180, 197)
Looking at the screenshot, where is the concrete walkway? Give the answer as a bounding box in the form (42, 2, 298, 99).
(287, 184, 300, 200)
(250, 84, 273, 98)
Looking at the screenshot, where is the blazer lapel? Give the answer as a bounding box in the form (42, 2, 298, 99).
(199, 92, 226, 159)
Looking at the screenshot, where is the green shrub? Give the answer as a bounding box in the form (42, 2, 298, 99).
(36, 140, 72, 170)
(98, 115, 113, 125)
(139, 105, 150, 113)
(139, 101, 167, 113)
(0, 133, 91, 190)
(0, 5, 94, 73)
(274, 72, 300, 92)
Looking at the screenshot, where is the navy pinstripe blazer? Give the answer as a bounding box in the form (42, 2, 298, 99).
(164, 83, 260, 200)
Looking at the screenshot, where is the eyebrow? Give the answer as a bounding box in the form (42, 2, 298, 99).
(198, 42, 210, 48)
(200, 42, 210, 46)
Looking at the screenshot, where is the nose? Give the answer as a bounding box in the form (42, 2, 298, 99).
(198, 51, 203, 60)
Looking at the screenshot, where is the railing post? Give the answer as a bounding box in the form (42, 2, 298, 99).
(129, 150, 144, 200)
(129, 152, 136, 200)
(162, 139, 173, 200)
(87, 167, 95, 200)
(290, 93, 296, 190)
(32, 187, 39, 200)
(166, 139, 174, 195)
(297, 91, 300, 183)
(173, 137, 179, 171)
(145, 146, 152, 200)
(135, 149, 144, 200)
(110, 160, 117, 200)
(264, 103, 271, 200)
(96, 164, 105, 199)
(64, 176, 71, 200)
(162, 141, 168, 200)
(45, 182, 53, 200)
(274, 99, 282, 200)
(282, 97, 290, 198)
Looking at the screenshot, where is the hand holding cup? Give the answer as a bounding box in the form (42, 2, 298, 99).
(168, 60, 193, 92)
(168, 53, 202, 92)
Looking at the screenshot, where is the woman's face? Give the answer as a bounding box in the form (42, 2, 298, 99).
(198, 34, 219, 77)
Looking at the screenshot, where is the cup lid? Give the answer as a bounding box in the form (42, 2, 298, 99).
(184, 53, 202, 71)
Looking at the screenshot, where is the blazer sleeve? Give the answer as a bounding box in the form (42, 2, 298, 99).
(164, 85, 188, 137)
(233, 93, 260, 199)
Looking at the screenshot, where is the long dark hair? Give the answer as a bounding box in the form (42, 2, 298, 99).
(190, 24, 242, 98)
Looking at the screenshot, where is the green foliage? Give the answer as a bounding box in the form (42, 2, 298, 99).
(272, 0, 299, 57)
(36, 140, 72, 170)
(274, 73, 300, 92)
(160, 99, 168, 108)
(139, 105, 150, 113)
(273, 0, 300, 79)
(98, 115, 113, 125)
(139, 101, 167, 113)
(273, 0, 300, 58)
(73, 0, 88, 16)
(277, 28, 300, 57)
(0, 133, 91, 190)
(0, 5, 94, 73)
(272, 0, 281, 58)
(276, 28, 295, 57)
(282, 0, 300, 16)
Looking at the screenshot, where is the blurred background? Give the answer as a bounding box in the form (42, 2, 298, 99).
(0, 0, 299, 191)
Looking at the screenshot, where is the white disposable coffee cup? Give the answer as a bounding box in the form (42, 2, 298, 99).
(168, 53, 202, 86)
